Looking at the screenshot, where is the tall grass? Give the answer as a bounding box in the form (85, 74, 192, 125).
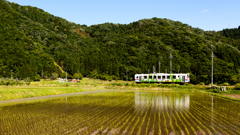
(0, 78, 25, 86)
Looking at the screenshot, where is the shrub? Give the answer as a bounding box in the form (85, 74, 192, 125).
(226, 87, 233, 91)
(67, 74, 72, 79)
(108, 76, 112, 81)
(33, 74, 41, 81)
(199, 82, 205, 85)
(221, 82, 230, 86)
(73, 73, 83, 80)
(0, 78, 4, 85)
(24, 77, 31, 85)
(213, 89, 221, 93)
(234, 86, 240, 90)
(131, 83, 137, 86)
(51, 73, 59, 80)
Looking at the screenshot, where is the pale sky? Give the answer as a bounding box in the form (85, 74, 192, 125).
(7, 0, 240, 31)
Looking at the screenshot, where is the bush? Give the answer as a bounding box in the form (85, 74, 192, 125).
(33, 74, 41, 81)
(131, 83, 137, 86)
(199, 82, 205, 85)
(51, 73, 59, 80)
(221, 82, 230, 86)
(24, 77, 31, 85)
(16, 80, 24, 86)
(89, 69, 98, 79)
(226, 87, 233, 91)
(108, 76, 112, 81)
(0, 78, 4, 85)
(213, 89, 221, 93)
(67, 74, 72, 79)
(73, 73, 83, 80)
(234, 86, 240, 90)
(0, 78, 25, 86)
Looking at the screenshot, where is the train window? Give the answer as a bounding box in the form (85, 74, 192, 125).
(154, 76, 156, 79)
(149, 75, 152, 79)
(187, 75, 189, 78)
(144, 76, 147, 79)
(167, 76, 170, 79)
(162, 76, 165, 79)
(136, 76, 138, 79)
(158, 76, 161, 79)
(173, 75, 176, 79)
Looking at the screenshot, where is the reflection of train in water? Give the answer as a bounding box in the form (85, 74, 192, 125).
(134, 92, 190, 112)
(135, 73, 190, 83)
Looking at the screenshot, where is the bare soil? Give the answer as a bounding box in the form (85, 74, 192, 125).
(222, 94, 240, 99)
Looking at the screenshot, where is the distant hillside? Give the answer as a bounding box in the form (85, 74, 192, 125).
(1, 0, 240, 84)
(0, 0, 91, 79)
(219, 26, 240, 40)
(85, 19, 240, 84)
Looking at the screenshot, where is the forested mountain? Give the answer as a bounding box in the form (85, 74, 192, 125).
(1, 0, 240, 84)
(219, 26, 240, 40)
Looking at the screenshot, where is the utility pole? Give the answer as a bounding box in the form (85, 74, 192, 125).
(165, 69, 167, 73)
(159, 61, 161, 73)
(66, 71, 67, 83)
(126, 69, 128, 82)
(148, 69, 150, 74)
(153, 65, 156, 74)
(78, 70, 79, 80)
(41, 69, 43, 79)
(169, 52, 173, 74)
(11, 69, 12, 79)
(211, 52, 214, 86)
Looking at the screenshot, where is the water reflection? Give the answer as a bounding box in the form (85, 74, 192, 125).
(135, 92, 190, 112)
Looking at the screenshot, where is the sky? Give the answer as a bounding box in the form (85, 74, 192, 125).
(7, 0, 240, 31)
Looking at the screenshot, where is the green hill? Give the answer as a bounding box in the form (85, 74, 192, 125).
(219, 26, 240, 40)
(1, 0, 240, 84)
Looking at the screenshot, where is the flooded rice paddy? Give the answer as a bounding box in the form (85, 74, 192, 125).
(0, 90, 240, 135)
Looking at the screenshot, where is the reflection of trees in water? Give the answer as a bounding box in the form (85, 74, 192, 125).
(134, 92, 190, 112)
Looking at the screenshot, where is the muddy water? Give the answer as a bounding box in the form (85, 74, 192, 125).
(0, 90, 240, 135)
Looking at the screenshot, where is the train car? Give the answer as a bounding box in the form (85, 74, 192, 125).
(135, 73, 190, 83)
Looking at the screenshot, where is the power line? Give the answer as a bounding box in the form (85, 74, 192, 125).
(211, 52, 214, 85)
(169, 52, 173, 74)
(159, 61, 161, 73)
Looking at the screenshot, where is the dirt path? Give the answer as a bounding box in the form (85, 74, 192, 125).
(222, 94, 240, 99)
(0, 90, 111, 105)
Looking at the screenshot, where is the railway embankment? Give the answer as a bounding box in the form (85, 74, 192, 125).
(1, 78, 240, 101)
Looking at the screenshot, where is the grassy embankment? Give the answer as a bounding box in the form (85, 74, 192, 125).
(1, 78, 240, 101)
(0, 78, 104, 100)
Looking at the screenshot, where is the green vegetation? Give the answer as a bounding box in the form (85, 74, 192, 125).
(1, 77, 240, 101)
(1, 0, 240, 85)
(0, 87, 85, 100)
(219, 26, 240, 40)
(0, 78, 25, 86)
(1, 91, 240, 134)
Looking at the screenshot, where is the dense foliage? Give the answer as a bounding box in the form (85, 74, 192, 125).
(219, 26, 240, 40)
(1, 0, 240, 84)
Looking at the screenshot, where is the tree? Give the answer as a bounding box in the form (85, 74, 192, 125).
(73, 73, 83, 80)
(89, 69, 98, 79)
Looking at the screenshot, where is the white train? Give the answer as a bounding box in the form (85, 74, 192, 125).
(135, 73, 190, 83)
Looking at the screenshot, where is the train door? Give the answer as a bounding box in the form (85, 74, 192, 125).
(139, 76, 142, 82)
(182, 76, 185, 83)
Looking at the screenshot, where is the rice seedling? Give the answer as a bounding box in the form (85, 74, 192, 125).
(0, 91, 240, 134)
